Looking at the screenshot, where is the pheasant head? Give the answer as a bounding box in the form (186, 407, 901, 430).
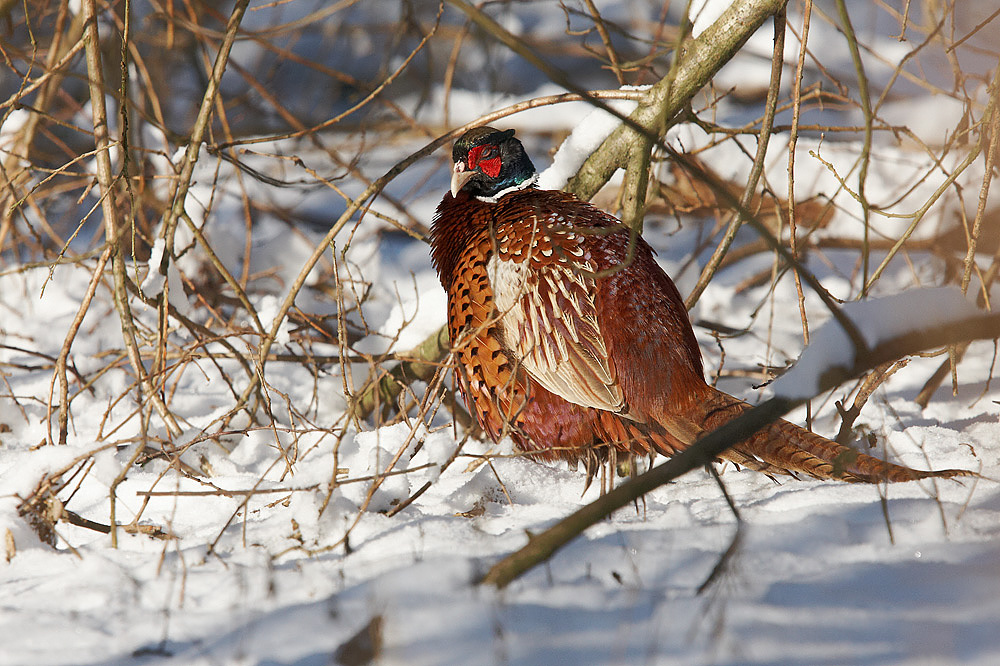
(450, 126, 538, 202)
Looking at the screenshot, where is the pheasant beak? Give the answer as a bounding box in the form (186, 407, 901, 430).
(451, 161, 475, 197)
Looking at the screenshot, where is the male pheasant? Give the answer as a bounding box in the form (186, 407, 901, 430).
(430, 126, 967, 483)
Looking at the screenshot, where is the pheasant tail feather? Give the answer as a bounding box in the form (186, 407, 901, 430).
(694, 386, 971, 483)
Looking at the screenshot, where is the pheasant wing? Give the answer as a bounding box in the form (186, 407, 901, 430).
(488, 214, 626, 414)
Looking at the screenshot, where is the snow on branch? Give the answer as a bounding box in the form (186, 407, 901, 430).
(771, 288, 984, 398)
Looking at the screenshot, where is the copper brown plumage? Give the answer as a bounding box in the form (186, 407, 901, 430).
(430, 126, 969, 483)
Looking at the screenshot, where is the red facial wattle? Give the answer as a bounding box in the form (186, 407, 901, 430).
(467, 145, 502, 178)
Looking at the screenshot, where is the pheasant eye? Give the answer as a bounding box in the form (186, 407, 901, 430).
(467, 145, 495, 170)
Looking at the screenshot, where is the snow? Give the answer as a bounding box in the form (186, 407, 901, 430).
(3, 4, 1000, 666)
(257, 294, 292, 346)
(690, 0, 731, 38)
(879, 94, 970, 147)
(0, 108, 31, 152)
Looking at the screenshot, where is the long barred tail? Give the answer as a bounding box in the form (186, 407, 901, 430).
(696, 387, 972, 483)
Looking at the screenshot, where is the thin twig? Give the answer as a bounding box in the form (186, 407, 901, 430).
(81, 0, 182, 440)
(685, 8, 787, 308)
(834, 0, 874, 295)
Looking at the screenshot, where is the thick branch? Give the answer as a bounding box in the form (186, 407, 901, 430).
(566, 0, 789, 201)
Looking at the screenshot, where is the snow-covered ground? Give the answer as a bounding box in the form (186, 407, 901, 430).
(3, 2, 1000, 665)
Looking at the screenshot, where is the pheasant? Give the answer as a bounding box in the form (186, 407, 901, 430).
(430, 126, 968, 483)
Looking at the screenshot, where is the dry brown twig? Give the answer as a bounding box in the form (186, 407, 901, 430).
(684, 8, 787, 308)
